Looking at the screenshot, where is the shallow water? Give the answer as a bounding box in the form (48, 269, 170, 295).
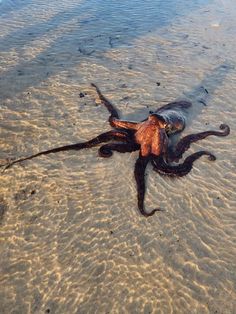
(0, 0, 236, 313)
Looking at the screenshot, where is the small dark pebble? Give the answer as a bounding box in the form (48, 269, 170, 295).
(122, 96, 130, 101)
(198, 100, 207, 106)
(31, 190, 36, 195)
(202, 45, 210, 49)
(79, 92, 85, 98)
(156, 82, 161, 86)
(217, 197, 220, 200)
(128, 64, 133, 70)
(110, 231, 114, 235)
(205, 122, 209, 125)
(45, 309, 50, 314)
(121, 84, 127, 88)
(149, 110, 154, 114)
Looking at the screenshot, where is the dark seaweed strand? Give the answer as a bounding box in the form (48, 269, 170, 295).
(152, 151, 216, 177)
(91, 83, 120, 119)
(2, 130, 129, 170)
(168, 124, 230, 162)
(134, 155, 161, 217)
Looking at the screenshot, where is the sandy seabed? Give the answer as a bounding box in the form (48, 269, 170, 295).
(0, 0, 236, 313)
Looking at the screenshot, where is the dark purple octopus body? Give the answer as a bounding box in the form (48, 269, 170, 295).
(2, 84, 230, 217)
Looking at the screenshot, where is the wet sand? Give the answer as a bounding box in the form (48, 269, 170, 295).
(0, 0, 236, 313)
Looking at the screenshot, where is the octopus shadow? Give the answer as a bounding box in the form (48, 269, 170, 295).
(161, 62, 234, 144)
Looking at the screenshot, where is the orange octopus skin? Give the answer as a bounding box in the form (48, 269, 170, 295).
(111, 114, 168, 157)
(135, 115, 168, 157)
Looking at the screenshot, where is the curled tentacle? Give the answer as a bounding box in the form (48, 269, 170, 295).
(99, 145, 113, 158)
(218, 124, 230, 136)
(99, 143, 139, 158)
(168, 123, 230, 162)
(152, 151, 216, 177)
(134, 155, 162, 217)
(2, 130, 129, 170)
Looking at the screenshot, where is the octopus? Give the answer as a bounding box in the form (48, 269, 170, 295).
(1, 83, 230, 217)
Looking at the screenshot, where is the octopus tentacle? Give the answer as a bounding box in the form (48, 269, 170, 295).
(134, 155, 161, 217)
(152, 151, 216, 177)
(110, 119, 138, 130)
(99, 142, 139, 158)
(2, 130, 129, 170)
(91, 83, 120, 126)
(168, 124, 230, 162)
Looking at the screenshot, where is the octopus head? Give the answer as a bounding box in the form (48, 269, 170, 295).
(148, 113, 167, 129)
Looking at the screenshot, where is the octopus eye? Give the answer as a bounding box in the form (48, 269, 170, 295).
(165, 124, 173, 133)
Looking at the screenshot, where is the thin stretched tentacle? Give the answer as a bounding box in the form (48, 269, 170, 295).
(2, 130, 129, 170)
(152, 151, 216, 177)
(91, 83, 120, 126)
(98, 142, 139, 158)
(134, 155, 161, 217)
(168, 124, 230, 162)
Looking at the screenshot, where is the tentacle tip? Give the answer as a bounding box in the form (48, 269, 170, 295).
(1, 165, 9, 173)
(141, 207, 164, 217)
(219, 123, 230, 135)
(0, 162, 11, 171)
(208, 154, 216, 161)
(153, 207, 165, 212)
